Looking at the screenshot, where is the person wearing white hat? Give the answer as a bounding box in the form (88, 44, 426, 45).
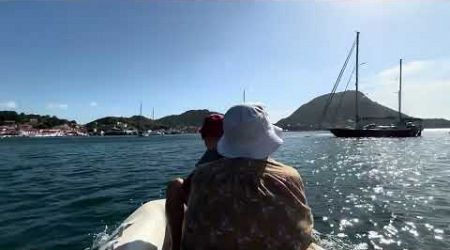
(180, 104, 315, 250)
(217, 104, 283, 160)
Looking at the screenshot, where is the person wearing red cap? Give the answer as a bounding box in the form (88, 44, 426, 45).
(181, 104, 316, 250)
(196, 114, 224, 165)
(164, 114, 224, 250)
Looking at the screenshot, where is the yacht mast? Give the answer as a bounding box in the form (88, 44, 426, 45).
(139, 102, 143, 134)
(399, 59, 403, 122)
(355, 31, 360, 128)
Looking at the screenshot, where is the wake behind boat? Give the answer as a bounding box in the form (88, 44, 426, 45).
(326, 32, 423, 138)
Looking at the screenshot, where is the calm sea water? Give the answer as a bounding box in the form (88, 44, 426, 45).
(0, 130, 449, 250)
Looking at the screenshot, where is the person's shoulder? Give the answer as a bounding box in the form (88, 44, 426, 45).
(195, 157, 229, 172)
(266, 159, 301, 179)
(196, 149, 223, 166)
(190, 158, 232, 185)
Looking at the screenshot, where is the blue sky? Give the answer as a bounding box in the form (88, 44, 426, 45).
(1, 0, 449, 123)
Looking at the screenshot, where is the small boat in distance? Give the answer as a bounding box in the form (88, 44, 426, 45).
(328, 32, 423, 137)
(137, 102, 149, 137)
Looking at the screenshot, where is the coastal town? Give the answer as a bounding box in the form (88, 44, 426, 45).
(0, 120, 200, 138)
(0, 121, 200, 138)
(0, 111, 205, 138)
(1, 120, 88, 137)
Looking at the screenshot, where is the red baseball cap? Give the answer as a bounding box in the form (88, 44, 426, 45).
(199, 114, 224, 139)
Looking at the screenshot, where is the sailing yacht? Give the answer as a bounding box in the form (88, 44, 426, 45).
(329, 32, 423, 137)
(137, 102, 149, 137)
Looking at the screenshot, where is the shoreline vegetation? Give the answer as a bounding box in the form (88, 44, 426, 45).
(2, 91, 450, 138)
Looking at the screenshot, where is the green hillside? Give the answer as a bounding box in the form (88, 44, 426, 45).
(85, 115, 162, 131)
(0, 111, 74, 129)
(156, 109, 220, 128)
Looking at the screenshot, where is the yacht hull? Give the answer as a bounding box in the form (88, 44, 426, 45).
(330, 127, 422, 137)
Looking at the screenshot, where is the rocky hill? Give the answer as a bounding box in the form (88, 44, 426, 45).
(84, 115, 162, 131)
(85, 109, 221, 131)
(422, 118, 450, 128)
(156, 109, 220, 128)
(276, 91, 450, 130)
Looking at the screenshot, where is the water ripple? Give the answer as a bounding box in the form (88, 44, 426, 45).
(0, 131, 449, 249)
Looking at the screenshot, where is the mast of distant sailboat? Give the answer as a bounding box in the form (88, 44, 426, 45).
(399, 59, 403, 122)
(139, 102, 143, 135)
(355, 31, 360, 129)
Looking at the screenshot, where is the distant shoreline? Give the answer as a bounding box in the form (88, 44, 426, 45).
(2, 128, 449, 139)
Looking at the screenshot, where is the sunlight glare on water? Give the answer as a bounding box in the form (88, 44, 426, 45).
(0, 130, 449, 249)
(275, 129, 449, 249)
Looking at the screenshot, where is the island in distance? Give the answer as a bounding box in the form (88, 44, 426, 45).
(84, 109, 218, 135)
(0, 109, 220, 137)
(1, 91, 450, 137)
(276, 91, 450, 131)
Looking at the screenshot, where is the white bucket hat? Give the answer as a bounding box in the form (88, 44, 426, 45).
(217, 104, 283, 159)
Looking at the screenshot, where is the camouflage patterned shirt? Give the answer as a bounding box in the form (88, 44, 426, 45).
(181, 158, 314, 250)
